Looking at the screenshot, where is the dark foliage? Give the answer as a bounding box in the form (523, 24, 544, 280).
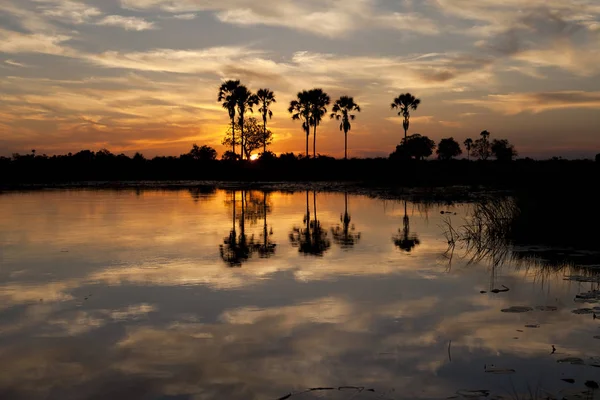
(436, 137, 462, 160)
(1, 146, 599, 190)
(390, 134, 435, 160)
(491, 139, 517, 162)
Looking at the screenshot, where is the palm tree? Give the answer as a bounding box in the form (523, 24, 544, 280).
(464, 138, 473, 160)
(256, 88, 276, 155)
(480, 130, 491, 160)
(288, 91, 312, 158)
(308, 89, 330, 158)
(218, 80, 241, 158)
(391, 93, 421, 142)
(235, 85, 258, 161)
(330, 96, 361, 160)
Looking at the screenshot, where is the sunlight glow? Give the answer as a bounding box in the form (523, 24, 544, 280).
(250, 154, 259, 161)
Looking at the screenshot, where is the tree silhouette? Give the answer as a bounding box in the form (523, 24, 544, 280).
(391, 93, 421, 143)
(331, 192, 361, 249)
(308, 89, 331, 158)
(222, 117, 273, 160)
(289, 90, 312, 158)
(234, 85, 258, 161)
(330, 96, 361, 160)
(392, 201, 421, 252)
(186, 144, 217, 161)
(464, 138, 473, 160)
(392, 134, 435, 160)
(218, 80, 241, 158)
(491, 139, 518, 162)
(474, 130, 491, 160)
(289, 191, 331, 256)
(437, 137, 462, 160)
(256, 88, 276, 155)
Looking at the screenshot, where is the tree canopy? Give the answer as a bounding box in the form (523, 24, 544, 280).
(222, 117, 273, 160)
(437, 137, 462, 160)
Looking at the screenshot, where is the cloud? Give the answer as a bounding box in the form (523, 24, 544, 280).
(455, 91, 600, 114)
(172, 13, 197, 20)
(0, 28, 73, 55)
(4, 59, 30, 68)
(120, 0, 440, 38)
(33, 0, 102, 24)
(97, 15, 157, 31)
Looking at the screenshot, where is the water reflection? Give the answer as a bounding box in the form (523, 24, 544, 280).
(392, 200, 421, 252)
(289, 191, 331, 256)
(1, 188, 600, 400)
(331, 192, 361, 249)
(220, 190, 255, 266)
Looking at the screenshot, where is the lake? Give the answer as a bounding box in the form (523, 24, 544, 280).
(1, 187, 599, 400)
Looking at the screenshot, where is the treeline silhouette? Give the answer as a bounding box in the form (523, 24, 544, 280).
(2, 146, 598, 188)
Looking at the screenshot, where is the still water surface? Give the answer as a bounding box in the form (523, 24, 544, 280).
(0, 188, 599, 400)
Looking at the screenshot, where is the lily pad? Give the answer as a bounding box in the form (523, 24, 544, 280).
(501, 306, 533, 313)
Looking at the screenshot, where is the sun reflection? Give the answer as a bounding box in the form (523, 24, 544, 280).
(250, 154, 259, 161)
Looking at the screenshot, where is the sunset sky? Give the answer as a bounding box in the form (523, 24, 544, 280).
(1, 0, 599, 159)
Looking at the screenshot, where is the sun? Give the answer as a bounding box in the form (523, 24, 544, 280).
(250, 154, 259, 161)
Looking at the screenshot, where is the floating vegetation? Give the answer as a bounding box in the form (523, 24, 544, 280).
(593, 336, 600, 340)
(484, 366, 515, 374)
(455, 389, 490, 398)
(560, 388, 600, 400)
(557, 357, 584, 365)
(575, 291, 600, 303)
(564, 275, 600, 283)
(524, 324, 540, 328)
(562, 379, 576, 384)
(572, 308, 595, 315)
(276, 386, 377, 399)
(501, 306, 533, 313)
(535, 306, 558, 311)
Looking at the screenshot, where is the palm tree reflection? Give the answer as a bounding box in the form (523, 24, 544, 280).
(290, 191, 331, 256)
(331, 192, 361, 249)
(220, 190, 256, 267)
(393, 200, 421, 252)
(257, 192, 276, 258)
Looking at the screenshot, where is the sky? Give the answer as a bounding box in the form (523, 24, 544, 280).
(1, 0, 599, 159)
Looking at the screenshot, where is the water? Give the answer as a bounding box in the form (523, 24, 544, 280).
(1, 188, 599, 400)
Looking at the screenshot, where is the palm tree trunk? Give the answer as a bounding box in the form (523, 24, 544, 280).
(231, 118, 236, 158)
(305, 122, 309, 158)
(344, 128, 348, 160)
(313, 124, 317, 159)
(263, 117, 267, 154)
(240, 111, 244, 161)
